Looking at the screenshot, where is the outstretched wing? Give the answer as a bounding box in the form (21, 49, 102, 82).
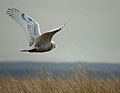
(35, 23, 66, 47)
(6, 8, 41, 46)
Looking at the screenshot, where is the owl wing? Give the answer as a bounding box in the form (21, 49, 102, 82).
(6, 8, 41, 46)
(35, 23, 66, 47)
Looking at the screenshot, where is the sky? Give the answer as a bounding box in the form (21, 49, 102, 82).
(0, 0, 120, 63)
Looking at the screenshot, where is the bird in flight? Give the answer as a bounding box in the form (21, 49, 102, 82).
(6, 8, 66, 53)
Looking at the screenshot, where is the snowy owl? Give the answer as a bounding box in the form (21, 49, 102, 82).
(6, 8, 66, 53)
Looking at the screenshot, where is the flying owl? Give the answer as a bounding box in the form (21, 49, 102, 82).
(6, 8, 66, 53)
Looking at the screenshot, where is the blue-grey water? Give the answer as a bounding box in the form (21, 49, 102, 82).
(0, 61, 120, 79)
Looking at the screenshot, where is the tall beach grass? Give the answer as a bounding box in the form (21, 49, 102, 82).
(0, 69, 120, 93)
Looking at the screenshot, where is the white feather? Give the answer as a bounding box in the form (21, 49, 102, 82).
(35, 23, 66, 48)
(6, 8, 41, 46)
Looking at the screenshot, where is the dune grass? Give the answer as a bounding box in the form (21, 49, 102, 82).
(0, 70, 120, 93)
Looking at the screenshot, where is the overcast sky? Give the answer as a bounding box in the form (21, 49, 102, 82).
(0, 0, 120, 63)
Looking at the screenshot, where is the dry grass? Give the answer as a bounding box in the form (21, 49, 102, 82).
(0, 70, 120, 93)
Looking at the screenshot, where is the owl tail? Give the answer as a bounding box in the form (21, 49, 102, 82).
(21, 49, 28, 52)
